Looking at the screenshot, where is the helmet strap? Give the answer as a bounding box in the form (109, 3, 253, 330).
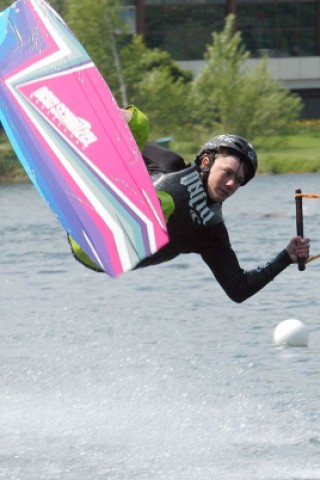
(198, 153, 215, 192)
(200, 166, 210, 192)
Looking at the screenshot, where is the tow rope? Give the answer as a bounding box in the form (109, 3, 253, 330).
(295, 189, 320, 269)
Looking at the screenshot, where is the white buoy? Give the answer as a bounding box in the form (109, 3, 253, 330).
(273, 319, 309, 347)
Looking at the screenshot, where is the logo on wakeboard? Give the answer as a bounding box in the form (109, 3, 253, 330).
(30, 85, 97, 149)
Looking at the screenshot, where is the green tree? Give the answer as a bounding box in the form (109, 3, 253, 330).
(0, 0, 11, 9)
(191, 14, 302, 139)
(120, 35, 192, 136)
(121, 35, 192, 101)
(136, 68, 192, 137)
(64, 0, 127, 103)
(50, 0, 65, 16)
(236, 58, 302, 139)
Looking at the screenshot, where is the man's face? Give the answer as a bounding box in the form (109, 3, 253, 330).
(203, 154, 245, 202)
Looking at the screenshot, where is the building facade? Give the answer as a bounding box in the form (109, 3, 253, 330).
(133, 0, 320, 118)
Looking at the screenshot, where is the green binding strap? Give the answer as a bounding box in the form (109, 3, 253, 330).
(156, 190, 175, 222)
(68, 235, 103, 272)
(125, 105, 150, 151)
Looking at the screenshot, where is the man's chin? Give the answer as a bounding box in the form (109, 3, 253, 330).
(216, 192, 229, 202)
(209, 189, 229, 203)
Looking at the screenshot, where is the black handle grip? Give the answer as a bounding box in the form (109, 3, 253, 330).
(295, 188, 305, 271)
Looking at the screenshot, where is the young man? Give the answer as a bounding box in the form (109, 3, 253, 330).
(69, 106, 310, 303)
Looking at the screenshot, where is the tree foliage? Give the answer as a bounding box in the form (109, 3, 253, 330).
(64, 0, 124, 98)
(236, 59, 302, 139)
(191, 14, 302, 139)
(49, 0, 65, 15)
(120, 35, 192, 135)
(0, 0, 303, 141)
(0, 0, 12, 8)
(135, 67, 192, 136)
(120, 35, 192, 100)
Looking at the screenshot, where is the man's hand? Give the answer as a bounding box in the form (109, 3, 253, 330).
(121, 109, 133, 123)
(286, 236, 310, 263)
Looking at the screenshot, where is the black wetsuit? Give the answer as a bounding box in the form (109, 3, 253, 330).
(138, 142, 292, 303)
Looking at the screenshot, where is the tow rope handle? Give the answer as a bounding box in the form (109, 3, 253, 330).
(295, 188, 305, 271)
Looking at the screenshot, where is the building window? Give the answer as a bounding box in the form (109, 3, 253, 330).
(238, 1, 318, 57)
(144, 2, 225, 60)
(142, 0, 319, 60)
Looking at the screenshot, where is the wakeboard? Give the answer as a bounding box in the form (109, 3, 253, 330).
(0, 0, 168, 277)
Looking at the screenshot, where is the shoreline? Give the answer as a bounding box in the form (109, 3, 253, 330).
(0, 169, 318, 186)
(0, 169, 29, 184)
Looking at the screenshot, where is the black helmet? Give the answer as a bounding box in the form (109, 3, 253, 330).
(197, 134, 258, 185)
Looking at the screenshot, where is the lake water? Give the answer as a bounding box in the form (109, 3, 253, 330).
(1, 174, 320, 480)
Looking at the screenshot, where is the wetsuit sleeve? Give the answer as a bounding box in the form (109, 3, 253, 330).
(125, 105, 150, 151)
(142, 142, 187, 174)
(201, 223, 292, 303)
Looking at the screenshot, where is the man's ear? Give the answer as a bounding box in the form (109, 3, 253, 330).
(201, 156, 210, 168)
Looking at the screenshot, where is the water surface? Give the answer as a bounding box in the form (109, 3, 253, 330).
(1, 174, 320, 479)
